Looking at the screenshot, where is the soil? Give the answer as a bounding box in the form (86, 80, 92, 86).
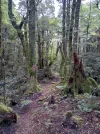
(0, 75, 100, 134)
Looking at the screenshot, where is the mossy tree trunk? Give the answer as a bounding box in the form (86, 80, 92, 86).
(73, 0, 81, 52)
(68, 0, 82, 94)
(0, 0, 1, 54)
(8, 0, 29, 66)
(8, 0, 38, 92)
(60, 0, 67, 81)
(69, 0, 76, 60)
(28, 0, 38, 91)
(37, 24, 42, 69)
(41, 29, 45, 68)
(0, 0, 6, 104)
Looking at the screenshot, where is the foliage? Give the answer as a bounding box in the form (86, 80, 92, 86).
(2, 0, 21, 39)
(71, 115, 84, 126)
(80, 2, 100, 39)
(0, 102, 17, 125)
(0, 102, 13, 114)
(21, 100, 33, 108)
(56, 85, 67, 90)
(88, 77, 98, 87)
(83, 52, 100, 82)
(77, 93, 100, 112)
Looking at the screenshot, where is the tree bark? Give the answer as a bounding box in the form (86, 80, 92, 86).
(37, 24, 42, 69)
(69, 0, 76, 58)
(41, 29, 45, 68)
(86, 0, 91, 39)
(29, 0, 38, 91)
(73, 0, 81, 52)
(8, 0, 28, 63)
(0, 0, 1, 53)
(66, 0, 70, 57)
(62, 0, 67, 57)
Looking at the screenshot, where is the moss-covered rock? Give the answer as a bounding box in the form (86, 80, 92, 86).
(71, 115, 84, 126)
(0, 102, 13, 114)
(0, 102, 17, 125)
(65, 111, 73, 119)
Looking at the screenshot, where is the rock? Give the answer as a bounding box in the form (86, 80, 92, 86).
(78, 87, 84, 94)
(48, 96, 55, 104)
(62, 111, 73, 128)
(65, 111, 73, 119)
(62, 114, 84, 129)
(0, 102, 17, 125)
(94, 110, 100, 118)
(71, 115, 84, 127)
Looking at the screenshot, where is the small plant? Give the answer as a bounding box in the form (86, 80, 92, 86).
(77, 94, 100, 112)
(21, 100, 32, 108)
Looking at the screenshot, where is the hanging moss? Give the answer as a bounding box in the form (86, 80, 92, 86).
(76, 77, 98, 94)
(88, 77, 98, 87)
(81, 78, 92, 93)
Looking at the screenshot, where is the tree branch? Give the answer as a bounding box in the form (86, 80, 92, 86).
(8, 0, 25, 30)
(36, 0, 42, 6)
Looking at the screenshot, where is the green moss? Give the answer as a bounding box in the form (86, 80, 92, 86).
(0, 102, 13, 114)
(71, 116, 84, 126)
(77, 77, 98, 94)
(27, 66, 34, 76)
(25, 84, 41, 95)
(65, 111, 73, 118)
(88, 77, 98, 87)
(82, 78, 92, 93)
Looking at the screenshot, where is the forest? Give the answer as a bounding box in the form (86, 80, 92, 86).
(0, 0, 100, 134)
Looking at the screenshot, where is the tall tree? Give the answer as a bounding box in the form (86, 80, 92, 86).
(8, 0, 29, 64)
(60, 0, 67, 80)
(0, 0, 1, 53)
(62, 0, 67, 57)
(73, 0, 81, 52)
(69, 0, 76, 58)
(28, 0, 37, 91)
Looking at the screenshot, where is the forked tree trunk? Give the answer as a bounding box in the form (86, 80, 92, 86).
(8, 0, 29, 65)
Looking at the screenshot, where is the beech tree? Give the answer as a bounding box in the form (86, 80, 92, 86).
(28, 0, 38, 91)
(8, 0, 29, 65)
(0, 0, 1, 52)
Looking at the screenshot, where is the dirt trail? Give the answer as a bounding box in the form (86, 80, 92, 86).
(0, 76, 100, 134)
(0, 76, 63, 134)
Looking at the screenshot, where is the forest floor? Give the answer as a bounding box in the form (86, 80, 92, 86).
(0, 75, 100, 134)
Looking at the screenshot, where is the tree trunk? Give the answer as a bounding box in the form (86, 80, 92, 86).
(66, 0, 70, 57)
(86, 0, 91, 39)
(73, 0, 81, 52)
(41, 29, 45, 68)
(37, 24, 42, 69)
(69, 0, 76, 58)
(60, 0, 67, 81)
(8, 0, 29, 65)
(0, 0, 1, 53)
(29, 0, 37, 91)
(62, 0, 67, 57)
